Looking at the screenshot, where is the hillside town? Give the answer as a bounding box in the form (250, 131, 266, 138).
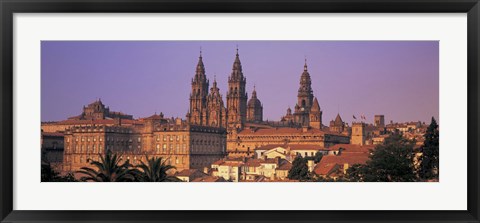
(41, 49, 438, 182)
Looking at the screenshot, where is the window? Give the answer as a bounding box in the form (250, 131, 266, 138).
(81, 137, 85, 142)
(93, 137, 96, 142)
(176, 135, 180, 141)
(87, 137, 90, 142)
(169, 135, 173, 141)
(137, 137, 141, 142)
(66, 138, 70, 142)
(163, 135, 167, 141)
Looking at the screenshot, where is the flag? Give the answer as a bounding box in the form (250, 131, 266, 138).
(353, 115, 357, 120)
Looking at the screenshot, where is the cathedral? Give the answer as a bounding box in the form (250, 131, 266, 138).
(185, 48, 349, 156)
(186, 49, 323, 132)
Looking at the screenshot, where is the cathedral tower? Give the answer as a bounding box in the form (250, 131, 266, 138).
(247, 85, 263, 123)
(293, 59, 314, 126)
(206, 76, 227, 128)
(187, 50, 209, 125)
(226, 48, 248, 130)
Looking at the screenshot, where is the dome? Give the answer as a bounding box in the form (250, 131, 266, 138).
(248, 97, 262, 108)
(248, 87, 262, 108)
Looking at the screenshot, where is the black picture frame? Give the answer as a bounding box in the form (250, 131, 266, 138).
(1, 0, 479, 222)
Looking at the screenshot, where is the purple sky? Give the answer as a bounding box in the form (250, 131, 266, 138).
(41, 41, 439, 124)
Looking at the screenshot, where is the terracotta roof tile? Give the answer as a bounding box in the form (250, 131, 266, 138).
(175, 169, 203, 177)
(191, 176, 226, 182)
(238, 127, 326, 136)
(328, 144, 375, 153)
(42, 132, 65, 137)
(314, 153, 370, 176)
(288, 144, 324, 151)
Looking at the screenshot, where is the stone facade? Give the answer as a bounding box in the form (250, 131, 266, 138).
(62, 113, 226, 173)
(374, 115, 385, 128)
(350, 122, 366, 146)
(226, 126, 350, 156)
(183, 51, 350, 158)
(329, 113, 348, 134)
(69, 99, 133, 120)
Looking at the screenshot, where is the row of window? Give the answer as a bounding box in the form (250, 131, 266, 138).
(155, 135, 186, 142)
(66, 155, 186, 165)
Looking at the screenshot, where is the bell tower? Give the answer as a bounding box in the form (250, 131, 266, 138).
(187, 50, 209, 125)
(293, 59, 314, 126)
(226, 47, 247, 130)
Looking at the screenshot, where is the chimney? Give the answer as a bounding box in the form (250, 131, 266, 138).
(307, 160, 315, 172)
(203, 167, 209, 174)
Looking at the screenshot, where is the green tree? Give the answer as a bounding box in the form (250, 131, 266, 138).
(313, 152, 323, 163)
(305, 152, 323, 164)
(287, 155, 310, 181)
(41, 160, 77, 182)
(346, 133, 417, 182)
(77, 150, 135, 182)
(134, 156, 180, 182)
(419, 117, 439, 180)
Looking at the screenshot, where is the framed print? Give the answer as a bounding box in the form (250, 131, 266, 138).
(1, 0, 479, 222)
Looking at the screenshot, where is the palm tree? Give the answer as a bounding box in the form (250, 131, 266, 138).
(135, 156, 180, 182)
(77, 150, 135, 182)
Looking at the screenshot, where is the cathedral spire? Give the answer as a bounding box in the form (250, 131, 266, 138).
(304, 56, 308, 71)
(232, 46, 243, 72)
(195, 49, 206, 78)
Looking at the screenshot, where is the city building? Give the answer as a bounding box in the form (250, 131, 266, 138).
(313, 144, 374, 179)
(59, 105, 227, 173)
(374, 115, 385, 128)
